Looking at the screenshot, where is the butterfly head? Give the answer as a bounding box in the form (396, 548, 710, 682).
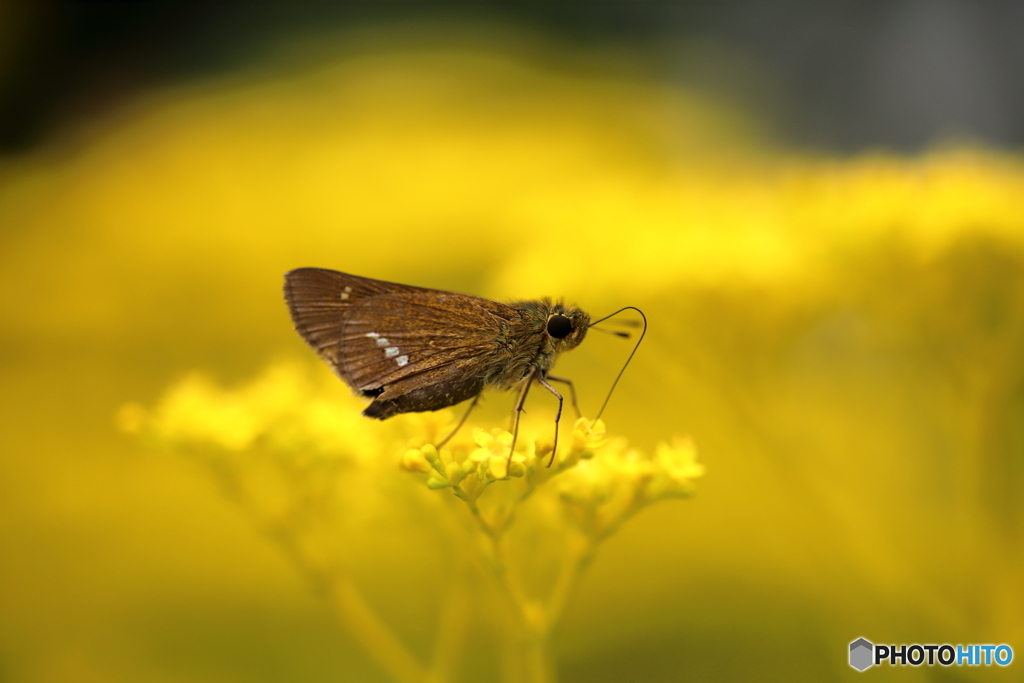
(544, 302, 589, 352)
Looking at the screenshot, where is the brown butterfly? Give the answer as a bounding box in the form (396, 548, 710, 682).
(283, 268, 594, 463)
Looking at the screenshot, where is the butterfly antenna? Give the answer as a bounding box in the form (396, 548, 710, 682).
(590, 326, 631, 339)
(589, 306, 647, 421)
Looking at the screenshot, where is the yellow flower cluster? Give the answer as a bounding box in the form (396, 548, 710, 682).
(559, 435, 704, 539)
(401, 418, 611, 504)
(400, 415, 703, 543)
(397, 412, 703, 655)
(119, 360, 703, 682)
(117, 362, 381, 461)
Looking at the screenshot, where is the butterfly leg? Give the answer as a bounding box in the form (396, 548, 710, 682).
(536, 375, 563, 467)
(544, 374, 580, 419)
(506, 367, 537, 476)
(435, 393, 481, 449)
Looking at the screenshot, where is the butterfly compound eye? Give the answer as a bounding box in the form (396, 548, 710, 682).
(547, 314, 573, 339)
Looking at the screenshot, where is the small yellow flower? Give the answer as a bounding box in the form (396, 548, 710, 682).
(534, 436, 554, 462)
(401, 447, 432, 474)
(469, 428, 527, 480)
(426, 475, 450, 490)
(421, 443, 441, 466)
(647, 436, 705, 500)
(573, 418, 609, 452)
(445, 460, 467, 486)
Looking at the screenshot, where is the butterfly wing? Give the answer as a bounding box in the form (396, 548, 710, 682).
(284, 268, 519, 419)
(284, 268, 422, 365)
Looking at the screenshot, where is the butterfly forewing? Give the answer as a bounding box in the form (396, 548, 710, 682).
(339, 292, 503, 387)
(284, 268, 519, 417)
(284, 268, 422, 363)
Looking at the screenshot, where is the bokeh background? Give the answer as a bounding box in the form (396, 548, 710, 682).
(2, 2, 1022, 681)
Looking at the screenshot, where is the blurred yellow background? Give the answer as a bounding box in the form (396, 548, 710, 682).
(1, 22, 1022, 683)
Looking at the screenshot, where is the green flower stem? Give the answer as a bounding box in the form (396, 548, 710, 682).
(465, 499, 598, 683)
(327, 576, 431, 683)
(497, 621, 555, 683)
(594, 488, 646, 540)
(524, 632, 556, 683)
(543, 534, 596, 634)
(426, 586, 471, 683)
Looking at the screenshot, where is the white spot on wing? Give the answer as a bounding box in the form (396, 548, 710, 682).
(376, 338, 389, 347)
(366, 332, 379, 338)
(385, 347, 399, 358)
(396, 355, 409, 367)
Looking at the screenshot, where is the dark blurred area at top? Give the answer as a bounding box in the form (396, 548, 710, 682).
(1, 0, 1022, 156)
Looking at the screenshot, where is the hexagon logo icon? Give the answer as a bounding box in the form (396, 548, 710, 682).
(850, 638, 874, 671)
